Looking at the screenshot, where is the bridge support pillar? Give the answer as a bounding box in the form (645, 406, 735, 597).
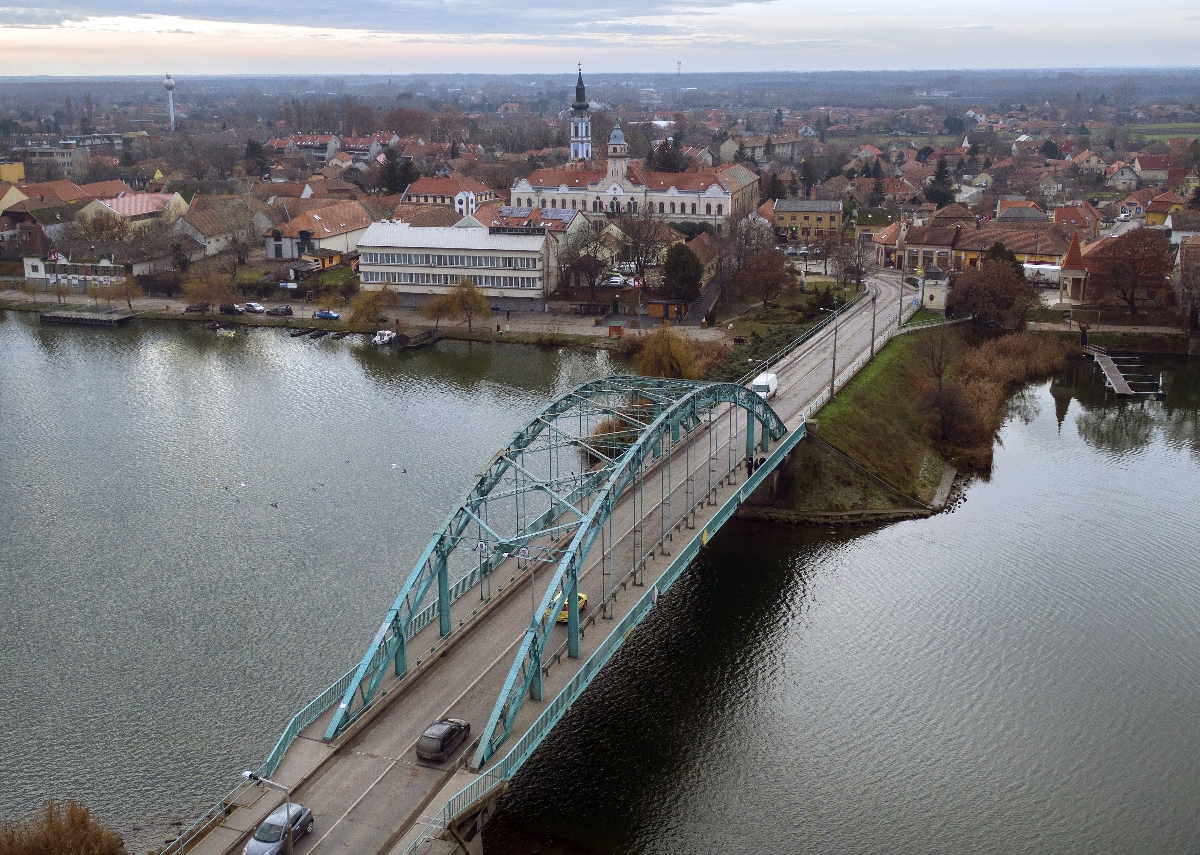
(745, 401, 756, 463)
(394, 634, 407, 676)
(567, 565, 581, 659)
(437, 547, 451, 638)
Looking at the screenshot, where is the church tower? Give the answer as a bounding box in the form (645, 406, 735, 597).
(570, 65, 592, 162)
(606, 122, 629, 181)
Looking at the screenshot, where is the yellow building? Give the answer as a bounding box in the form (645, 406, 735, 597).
(0, 162, 25, 183)
(1145, 193, 1185, 227)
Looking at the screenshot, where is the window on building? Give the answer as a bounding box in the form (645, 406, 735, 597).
(706, 204, 712, 215)
(670, 202, 676, 214)
(659, 202, 665, 214)
(691, 203, 696, 214)
(716, 204, 723, 216)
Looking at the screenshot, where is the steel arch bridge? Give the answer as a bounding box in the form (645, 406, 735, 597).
(325, 374, 788, 748)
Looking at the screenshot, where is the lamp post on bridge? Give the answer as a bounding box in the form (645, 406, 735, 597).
(869, 286, 878, 361)
(242, 770, 293, 855)
(819, 306, 839, 402)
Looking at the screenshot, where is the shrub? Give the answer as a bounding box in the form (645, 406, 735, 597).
(0, 799, 125, 855)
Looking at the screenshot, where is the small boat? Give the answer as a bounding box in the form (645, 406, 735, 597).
(309, 329, 329, 339)
(216, 328, 236, 337)
(206, 321, 222, 331)
(289, 328, 310, 338)
(332, 331, 351, 340)
(373, 329, 397, 347)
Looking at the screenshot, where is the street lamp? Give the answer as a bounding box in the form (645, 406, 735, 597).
(242, 771, 293, 855)
(819, 306, 839, 401)
(869, 287, 878, 360)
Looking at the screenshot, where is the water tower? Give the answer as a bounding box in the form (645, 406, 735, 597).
(163, 73, 176, 131)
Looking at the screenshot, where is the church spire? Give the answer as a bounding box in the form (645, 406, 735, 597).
(569, 64, 592, 161)
(573, 64, 588, 114)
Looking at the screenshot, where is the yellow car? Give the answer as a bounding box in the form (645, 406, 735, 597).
(547, 593, 587, 624)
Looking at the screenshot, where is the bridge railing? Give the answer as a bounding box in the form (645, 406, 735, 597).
(734, 288, 867, 386)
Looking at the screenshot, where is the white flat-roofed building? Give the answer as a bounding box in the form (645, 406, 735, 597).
(357, 221, 557, 310)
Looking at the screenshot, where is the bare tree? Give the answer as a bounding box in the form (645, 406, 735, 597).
(1093, 228, 1174, 318)
(418, 292, 457, 331)
(914, 328, 960, 392)
(559, 222, 611, 299)
(615, 208, 668, 279)
(735, 249, 793, 307)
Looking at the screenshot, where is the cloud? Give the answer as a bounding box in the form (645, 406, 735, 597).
(940, 23, 994, 29)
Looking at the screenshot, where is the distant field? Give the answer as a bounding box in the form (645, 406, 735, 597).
(1131, 123, 1200, 141)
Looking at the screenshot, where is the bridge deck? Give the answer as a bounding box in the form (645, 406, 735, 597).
(182, 274, 914, 855)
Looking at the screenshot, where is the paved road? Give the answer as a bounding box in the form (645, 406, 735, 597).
(190, 270, 912, 855)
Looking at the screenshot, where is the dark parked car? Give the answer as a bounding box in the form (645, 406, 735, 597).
(219, 304, 246, 315)
(184, 303, 209, 313)
(242, 803, 313, 855)
(266, 305, 293, 316)
(415, 718, 470, 763)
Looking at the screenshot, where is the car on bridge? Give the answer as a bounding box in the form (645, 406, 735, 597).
(416, 718, 471, 763)
(548, 593, 587, 624)
(243, 803, 313, 855)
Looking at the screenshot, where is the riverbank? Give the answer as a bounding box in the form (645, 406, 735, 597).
(747, 325, 1078, 523)
(0, 288, 726, 349)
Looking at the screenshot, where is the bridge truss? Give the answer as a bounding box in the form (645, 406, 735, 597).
(325, 375, 787, 744)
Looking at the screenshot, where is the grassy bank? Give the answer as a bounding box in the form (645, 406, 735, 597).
(815, 327, 1078, 495)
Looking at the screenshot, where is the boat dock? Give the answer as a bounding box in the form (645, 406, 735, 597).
(1083, 346, 1164, 399)
(39, 309, 134, 327)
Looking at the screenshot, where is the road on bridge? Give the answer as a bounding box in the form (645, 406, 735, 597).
(190, 271, 912, 855)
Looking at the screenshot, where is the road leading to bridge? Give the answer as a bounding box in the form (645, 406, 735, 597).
(182, 272, 916, 855)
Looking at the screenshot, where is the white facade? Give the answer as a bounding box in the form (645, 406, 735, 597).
(571, 116, 591, 161)
(357, 222, 555, 309)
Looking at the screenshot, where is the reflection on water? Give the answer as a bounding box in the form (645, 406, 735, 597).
(485, 354, 1200, 855)
(0, 314, 616, 851)
(1052, 355, 1200, 459)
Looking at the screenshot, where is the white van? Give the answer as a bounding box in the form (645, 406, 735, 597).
(751, 372, 778, 400)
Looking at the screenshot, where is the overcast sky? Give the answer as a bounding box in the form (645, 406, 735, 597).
(1, 1, 1198, 75)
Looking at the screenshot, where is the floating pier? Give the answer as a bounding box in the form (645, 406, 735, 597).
(1083, 346, 1165, 399)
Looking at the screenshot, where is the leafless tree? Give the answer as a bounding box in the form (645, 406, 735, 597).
(559, 222, 611, 299)
(914, 328, 960, 392)
(615, 207, 668, 279)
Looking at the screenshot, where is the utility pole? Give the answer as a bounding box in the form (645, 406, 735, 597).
(870, 288, 877, 360)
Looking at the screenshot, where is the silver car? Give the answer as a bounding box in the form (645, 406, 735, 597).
(243, 803, 313, 855)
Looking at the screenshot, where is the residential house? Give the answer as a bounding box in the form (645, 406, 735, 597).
(404, 176, 497, 216)
(0, 182, 29, 215)
(264, 199, 372, 260)
(1053, 203, 1102, 239)
(1133, 155, 1173, 184)
(174, 198, 254, 257)
(357, 221, 556, 310)
(77, 192, 188, 231)
(762, 198, 844, 242)
(1071, 150, 1107, 175)
(22, 232, 205, 284)
(338, 136, 384, 164)
(77, 180, 135, 198)
(1106, 162, 1140, 191)
(1145, 192, 1185, 226)
(1114, 189, 1157, 219)
(19, 180, 88, 203)
(1166, 209, 1200, 246)
(289, 134, 341, 166)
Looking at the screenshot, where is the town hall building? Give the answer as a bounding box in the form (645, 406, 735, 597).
(510, 71, 758, 233)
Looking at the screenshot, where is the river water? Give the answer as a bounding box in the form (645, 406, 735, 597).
(2, 311, 1199, 854)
